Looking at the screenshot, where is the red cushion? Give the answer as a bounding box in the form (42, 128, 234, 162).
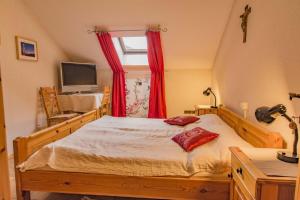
(164, 116, 199, 126)
(172, 127, 219, 152)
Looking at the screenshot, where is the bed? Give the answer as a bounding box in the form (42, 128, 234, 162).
(13, 107, 285, 200)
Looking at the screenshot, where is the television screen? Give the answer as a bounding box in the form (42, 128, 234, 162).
(61, 62, 97, 86)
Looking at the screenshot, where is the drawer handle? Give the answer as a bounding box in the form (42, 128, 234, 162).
(236, 168, 243, 175)
(200, 188, 208, 193)
(0, 147, 5, 153)
(64, 181, 71, 185)
(227, 173, 233, 178)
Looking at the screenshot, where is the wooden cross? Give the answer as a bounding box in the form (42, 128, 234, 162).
(240, 5, 252, 43)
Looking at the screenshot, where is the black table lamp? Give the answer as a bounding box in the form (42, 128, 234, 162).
(203, 87, 217, 108)
(255, 104, 298, 163)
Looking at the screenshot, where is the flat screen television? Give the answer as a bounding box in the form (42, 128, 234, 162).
(60, 62, 98, 93)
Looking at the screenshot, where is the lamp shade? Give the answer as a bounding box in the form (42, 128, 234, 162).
(255, 106, 276, 124)
(203, 88, 211, 96)
(255, 104, 287, 124)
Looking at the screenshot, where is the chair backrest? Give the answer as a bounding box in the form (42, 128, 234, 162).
(100, 86, 111, 116)
(40, 87, 62, 118)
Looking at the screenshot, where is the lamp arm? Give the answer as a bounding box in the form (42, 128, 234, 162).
(210, 90, 217, 108)
(282, 113, 298, 156)
(293, 127, 298, 156)
(282, 113, 293, 122)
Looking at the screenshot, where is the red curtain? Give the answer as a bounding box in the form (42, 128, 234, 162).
(96, 32, 126, 117)
(146, 31, 167, 118)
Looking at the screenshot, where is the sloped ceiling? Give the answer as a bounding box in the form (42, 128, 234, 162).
(23, 0, 234, 69)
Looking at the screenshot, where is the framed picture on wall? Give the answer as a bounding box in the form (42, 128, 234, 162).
(15, 36, 38, 61)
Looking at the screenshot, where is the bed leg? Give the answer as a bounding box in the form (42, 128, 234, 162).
(14, 139, 30, 200)
(22, 191, 31, 200)
(16, 190, 31, 200)
(15, 166, 23, 200)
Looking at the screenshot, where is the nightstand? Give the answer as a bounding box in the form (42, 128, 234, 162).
(230, 147, 296, 200)
(194, 105, 218, 116)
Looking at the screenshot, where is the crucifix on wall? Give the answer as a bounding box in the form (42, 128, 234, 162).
(240, 5, 252, 43)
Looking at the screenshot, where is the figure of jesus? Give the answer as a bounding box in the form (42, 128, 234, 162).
(240, 5, 251, 43)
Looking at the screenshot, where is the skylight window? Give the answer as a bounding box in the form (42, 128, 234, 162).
(112, 36, 148, 66)
(119, 37, 147, 54)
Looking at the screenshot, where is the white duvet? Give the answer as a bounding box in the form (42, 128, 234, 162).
(18, 114, 252, 177)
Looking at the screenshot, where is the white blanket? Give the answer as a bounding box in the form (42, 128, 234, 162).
(19, 114, 252, 176)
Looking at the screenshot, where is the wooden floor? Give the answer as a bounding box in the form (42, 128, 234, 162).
(8, 158, 152, 200)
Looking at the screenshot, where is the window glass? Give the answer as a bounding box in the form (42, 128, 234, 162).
(121, 37, 147, 52)
(112, 36, 148, 66)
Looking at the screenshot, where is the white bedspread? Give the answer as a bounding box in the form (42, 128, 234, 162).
(18, 114, 252, 176)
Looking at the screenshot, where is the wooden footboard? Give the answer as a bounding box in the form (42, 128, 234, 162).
(14, 110, 99, 200)
(19, 170, 231, 200)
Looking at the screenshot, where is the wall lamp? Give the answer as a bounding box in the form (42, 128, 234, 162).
(255, 104, 298, 163)
(203, 87, 217, 108)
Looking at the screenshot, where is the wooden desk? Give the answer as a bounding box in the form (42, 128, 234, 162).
(230, 147, 296, 200)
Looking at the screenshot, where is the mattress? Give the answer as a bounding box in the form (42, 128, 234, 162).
(18, 114, 252, 177)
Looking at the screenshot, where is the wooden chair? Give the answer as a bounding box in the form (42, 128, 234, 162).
(40, 87, 79, 127)
(99, 86, 111, 117)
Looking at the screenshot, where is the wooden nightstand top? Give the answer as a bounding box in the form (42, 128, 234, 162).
(230, 147, 296, 200)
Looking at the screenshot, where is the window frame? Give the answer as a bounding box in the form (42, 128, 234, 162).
(118, 37, 148, 55)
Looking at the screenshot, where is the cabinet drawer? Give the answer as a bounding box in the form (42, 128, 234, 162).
(196, 108, 218, 116)
(234, 183, 250, 200)
(205, 109, 215, 114)
(232, 154, 256, 199)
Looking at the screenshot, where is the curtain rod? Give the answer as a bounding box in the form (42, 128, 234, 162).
(87, 26, 168, 34)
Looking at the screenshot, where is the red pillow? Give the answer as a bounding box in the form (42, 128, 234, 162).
(172, 127, 219, 152)
(164, 116, 199, 126)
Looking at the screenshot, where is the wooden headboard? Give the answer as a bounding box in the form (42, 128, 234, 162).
(218, 107, 285, 148)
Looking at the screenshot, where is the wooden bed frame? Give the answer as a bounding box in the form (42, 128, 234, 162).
(13, 107, 285, 200)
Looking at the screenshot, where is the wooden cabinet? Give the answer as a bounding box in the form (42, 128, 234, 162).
(0, 72, 10, 200)
(230, 147, 295, 200)
(195, 107, 218, 116)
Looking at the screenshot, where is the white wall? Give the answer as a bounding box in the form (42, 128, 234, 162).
(0, 0, 68, 152)
(166, 69, 212, 117)
(213, 0, 300, 149)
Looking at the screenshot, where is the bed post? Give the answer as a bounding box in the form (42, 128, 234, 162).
(13, 138, 31, 200)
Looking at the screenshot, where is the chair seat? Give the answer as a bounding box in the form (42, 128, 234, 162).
(49, 113, 78, 119)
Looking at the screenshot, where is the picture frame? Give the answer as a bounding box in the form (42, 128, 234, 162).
(15, 36, 38, 61)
